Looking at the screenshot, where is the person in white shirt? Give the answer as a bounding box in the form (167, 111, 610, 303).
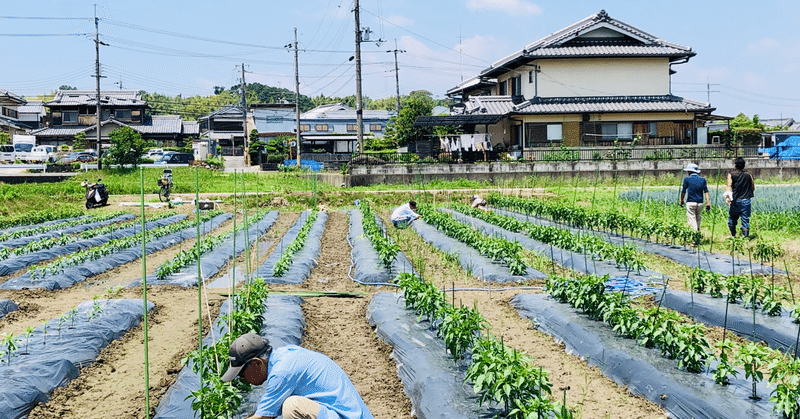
(390, 200, 420, 228)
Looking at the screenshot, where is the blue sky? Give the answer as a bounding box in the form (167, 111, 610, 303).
(2, 0, 799, 120)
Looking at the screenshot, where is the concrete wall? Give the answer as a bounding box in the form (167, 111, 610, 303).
(342, 159, 800, 187)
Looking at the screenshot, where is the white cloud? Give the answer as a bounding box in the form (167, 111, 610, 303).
(746, 37, 781, 54)
(466, 0, 542, 16)
(385, 14, 413, 27)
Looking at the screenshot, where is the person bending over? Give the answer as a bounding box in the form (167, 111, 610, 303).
(390, 200, 420, 228)
(221, 333, 374, 419)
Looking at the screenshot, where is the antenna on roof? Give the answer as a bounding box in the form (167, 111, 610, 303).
(113, 76, 123, 90)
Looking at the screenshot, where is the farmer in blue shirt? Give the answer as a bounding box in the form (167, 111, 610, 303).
(679, 162, 710, 234)
(390, 200, 420, 228)
(221, 333, 374, 419)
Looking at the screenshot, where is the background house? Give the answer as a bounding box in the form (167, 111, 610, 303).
(31, 90, 197, 149)
(0, 89, 27, 136)
(16, 100, 46, 130)
(423, 10, 717, 154)
(198, 105, 246, 156)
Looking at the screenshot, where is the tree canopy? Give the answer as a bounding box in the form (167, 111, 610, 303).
(105, 126, 152, 168)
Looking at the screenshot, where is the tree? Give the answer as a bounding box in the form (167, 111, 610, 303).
(0, 132, 9, 145)
(58, 85, 77, 91)
(73, 132, 87, 151)
(105, 126, 152, 168)
(384, 93, 435, 147)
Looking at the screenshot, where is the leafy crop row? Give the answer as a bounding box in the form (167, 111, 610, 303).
(155, 209, 270, 280)
(688, 268, 796, 319)
(0, 210, 125, 243)
(185, 278, 271, 418)
(396, 273, 572, 418)
(417, 204, 527, 276)
(357, 201, 399, 270)
(0, 208, 84, 230)
(488, 193, 702, 246)
(547, 273, 800, 417)
(272, 210, 318, 277)
(27, 210, 222, 280)
(0, 211, 133, 261)
(451, 204, 645, 273)
(77, 211, 176, 239)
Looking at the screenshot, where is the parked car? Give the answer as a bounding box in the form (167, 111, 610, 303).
(155, 152, 194, 165)
(143, 149, 164, 159)
(28, 145, 57, 163)
(56, 151, 96, 165)
(0, 145, 15, 163)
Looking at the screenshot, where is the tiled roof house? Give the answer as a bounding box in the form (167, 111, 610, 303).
(423, 10, 716, 149)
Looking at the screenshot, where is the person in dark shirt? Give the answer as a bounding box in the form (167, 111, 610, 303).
(679, 163, 710, 235)
(724, 157, 755, 238)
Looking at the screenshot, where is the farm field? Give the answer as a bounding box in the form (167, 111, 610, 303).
(0, 168, 799, 419)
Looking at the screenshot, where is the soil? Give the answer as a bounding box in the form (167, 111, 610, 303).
(0, 198, 670, 419)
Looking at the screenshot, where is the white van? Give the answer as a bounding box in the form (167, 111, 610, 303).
(0, 145, 15, 163)
(29, 145, 57, 163)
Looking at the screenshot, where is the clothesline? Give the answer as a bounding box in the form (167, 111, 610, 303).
(439, 134, 493, 152)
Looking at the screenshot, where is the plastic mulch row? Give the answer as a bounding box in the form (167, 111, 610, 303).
(254, 210, 328, 285)
(0, 299, 154, 419)
(511, 293, 774, 419)
(0, 213, 231, 291)
(347, 209, 415, 284)
(130, 210, 279, 288)
(409, 216, 546, 283)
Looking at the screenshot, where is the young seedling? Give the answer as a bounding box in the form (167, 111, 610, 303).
(40, 320, 49, 345)
(88, 296, 104, 321)
(1, 333, 18, 364)
(56, 314, 67, 338)
(21, 326, 35, 355)
(68, 306, 78, 329)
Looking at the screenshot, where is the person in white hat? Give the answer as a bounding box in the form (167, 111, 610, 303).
(470, 194, 489, 211)
(679, 162, 710, 237)
(221, 333, 374, 419)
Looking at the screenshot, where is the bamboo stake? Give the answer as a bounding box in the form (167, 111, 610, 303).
(139, 168, 151, 418)
(194, 167, 203, 418)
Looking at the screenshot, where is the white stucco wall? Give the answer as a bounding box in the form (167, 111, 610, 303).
(501, 57, 671, 98)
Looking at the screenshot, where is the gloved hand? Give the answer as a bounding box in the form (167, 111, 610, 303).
(705, 205, 711, 213)
(723, 191, 733, 205)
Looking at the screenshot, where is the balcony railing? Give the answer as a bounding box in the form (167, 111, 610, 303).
(348, 145, 762, 166)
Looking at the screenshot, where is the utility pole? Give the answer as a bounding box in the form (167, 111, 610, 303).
(706, 79, 719, 104)
(387, 40, 405, 112)
(94, 5, 104, 169)
(354, 0, 364, 154)
(293, 28, 301, 167)
(240, 63, 249, 165)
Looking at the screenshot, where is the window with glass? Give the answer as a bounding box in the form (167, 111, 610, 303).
(115, 109, 131, 120)
(524, 123, 562, 147)
(62, 111, 78, 124)
(315, 124, 329, 132)
(300, 124, 310, 132)
(346, 124, 358, 132)
(510, 75, 522, 96)
(369, 124, 382, 131)
(499, 80, 508, 95)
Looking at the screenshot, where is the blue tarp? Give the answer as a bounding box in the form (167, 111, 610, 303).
(283, 159, 323, 171)
(759, 135, 800, 159)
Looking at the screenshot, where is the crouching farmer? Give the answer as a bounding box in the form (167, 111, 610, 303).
(221, 333, 375, 419)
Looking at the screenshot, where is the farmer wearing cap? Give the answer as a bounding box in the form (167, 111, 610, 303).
(221, 333, 374, 419)
(679, 162, 710, 234)
(470, 194, 489, 211)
